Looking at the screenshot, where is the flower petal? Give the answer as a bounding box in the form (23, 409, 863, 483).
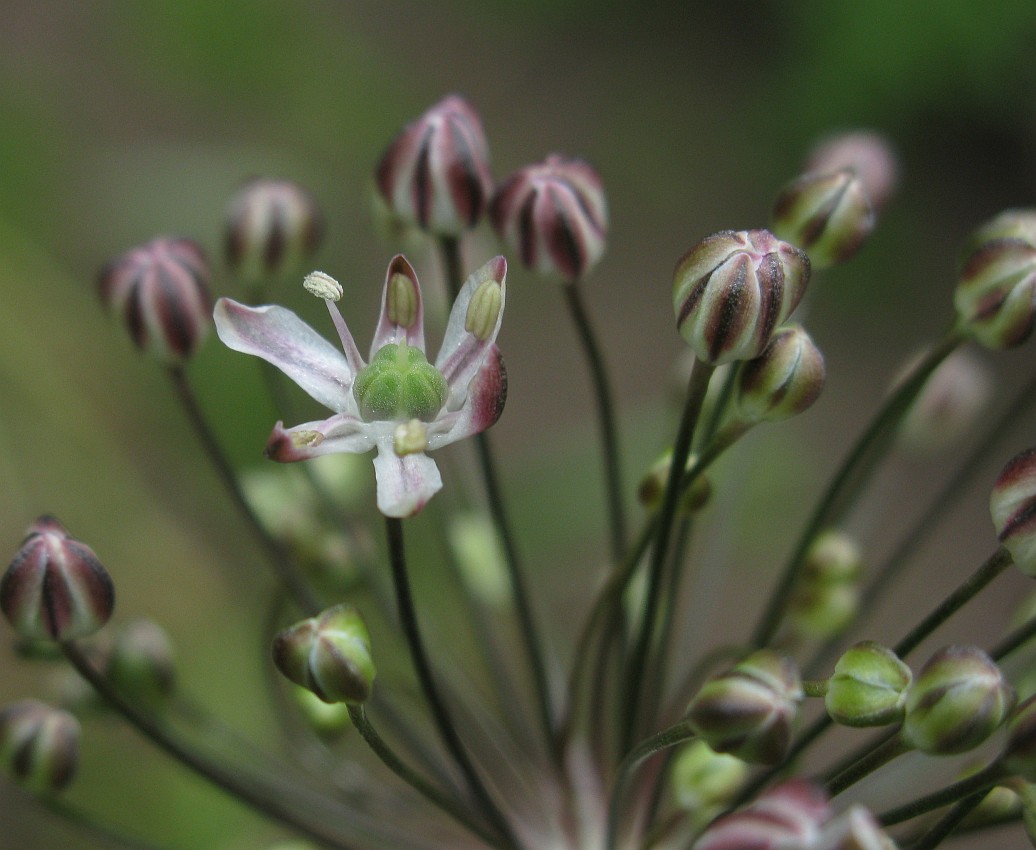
(214, 298, 356, 413)
(370, 255, 426, 354)
(265, 415, 375, 462)
(436, 256, 507, 408)
(372, 440, 443, 517)
(428, 345, 507, 449)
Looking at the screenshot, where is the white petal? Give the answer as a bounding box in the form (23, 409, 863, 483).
(372, 441, 443, 518)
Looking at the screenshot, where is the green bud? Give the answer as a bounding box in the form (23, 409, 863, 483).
(802, 530, 863, 586)
(449, 511, 511, 607)
(290, 684, 352, 739)
(670, 739, 749, 814)
(786, 582, 857, 640)
(105, 620, 176, 713)
(825, 642, 911, 728)
(0, 700, 79, 794)
(637, 450, 711, 514)
(903, 645, 1014, 755)
(736, 324, 825, 423)
(272, 604, 375, 704)
(352, 342, 448, 423)
(772, 169, 875, 269)
(686, 649, 802, 766)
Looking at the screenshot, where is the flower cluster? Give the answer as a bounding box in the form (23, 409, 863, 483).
(7, 93, 1036, 850)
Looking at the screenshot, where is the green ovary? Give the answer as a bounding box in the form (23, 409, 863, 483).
(353, 342, 448, 422)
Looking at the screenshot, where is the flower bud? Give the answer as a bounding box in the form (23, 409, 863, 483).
(786, 530, 862, 639)
(1, 516, 115, 642)
(97, 237, 212, 362)
(816, 805, 898, 850)
(686, 649, 803, 765)
(0, 700, 79, 793)
(954, 209, 1036, 349)
(272, 604, 375, 704)
(991, 447, 1036, 576)
(290, 685, 352, 740)
(772, 169, 875, 269)
(736, 324, 825, 422)
(670, 739, 748, 814)
(1002, 692, 1036, 781)
(105, 620, 175, 712)
(673, 230, 810, 365)
(825, 642, 911, 728)
(224, 178, 324, 282)
(637, 450, 712, 514)
(692, 779, 831, 850)
(449, 511, 510, 606)
(375, 94, 492, 235)
(903, 645, 1014, 755)
(803, 130, 899, 212)
(896, 348, 992, 455)
(490, 154, 607, 282)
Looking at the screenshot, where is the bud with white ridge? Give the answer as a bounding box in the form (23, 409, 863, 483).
(105, 620, 176, 713)
(490, 154, 607, 282)
(224, 178, 324, 282)
(0, 700, 79, 794)
(272, 604, 375, 704)
(804, 130, 899, 212)
(686, 649, 803, 765)
(375, 94, 492, 235)
(670, 739, 748, 815)
(902, 645, 1014, 755)
(97, 237, 212, 363)
(1, 516, 115, 642)
(954, 209, 1036, 350)
(673, 229, 810, 365)
(991, 447, 1036, 576)
(772, 169, 875, 269)
(825, 642, 911, 728)
(736, 324, 825, 423)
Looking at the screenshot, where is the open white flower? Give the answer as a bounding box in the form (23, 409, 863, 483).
(214, 254, 507, 518)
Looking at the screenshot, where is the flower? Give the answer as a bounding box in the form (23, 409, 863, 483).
(213, 255, 507, 518)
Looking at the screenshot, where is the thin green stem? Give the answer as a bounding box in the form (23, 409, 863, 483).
(384, 517, 521, 850)
(622, 359, 715, 750)
(167, 366, 321, 615)
(908, 790, 991, 850)
(878, 763, 1005, 827)
(562, 280, 628, 563)
(990, 611, 1036, 662)
(61, 641, 359, 850)
(347, 704, 504, 848)
(750, 328, 965, 648)
(38, 796, 178, 850)
(606, 723, 696, 850)
(825, 730, 909, 797)
(893, 547, 1013, 658)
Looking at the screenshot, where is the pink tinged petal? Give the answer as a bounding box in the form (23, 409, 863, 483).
(428, 346, 507, 449)
(436, 256, 507, 406)
(214, 298, 356, 414)
(370, 256, 426, 353)
(372, 442, 443, 518)
(265, 415, 376, 462)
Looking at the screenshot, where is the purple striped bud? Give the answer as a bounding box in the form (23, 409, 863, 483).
(903, 645, 1014, 755)
(97, 237, 212, 362)
(1, 517, 114, 642)
(0, 700, 79, 794)
(692, 779, 831, 850)
(272, 604, 375, 704)
(991, 447, 1036, 576)
(804, 131, 899, 213)
(686, 649, 803, 765)
(954, 210, 1036, 349)
(490, 154, 607, 282)
(674, 230, 810, 365)
(375, 95, 492, 235)
(736, 324, 825, 423)
(224, 178, 324, 282)
(772, 169, 875, 269)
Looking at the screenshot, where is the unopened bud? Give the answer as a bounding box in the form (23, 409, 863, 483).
(786, 530, 862, 639)
(692, 779, 831, 850)
(290, 685, 352, 740)
(674, 230, 810, 365)
(1, 516, 115, 642)
(991, 447, 1036, 576)
(736, 324, 825, 422)
(954, 209, 1036, 349)
(686, 649, 802, 765)
(491, 154, 607, 282)
(637, 451, 712, 514)
(903, 645, 1014, 755)
(375, 95, 492, 235)
(0, 700, 79, 794)
(772, 169, 875, 269)
(803, 131, 899, 212)
(224, 178, 323, 282)
(670, 739, 748, 814)
(272, 604, 375, 704)
(105, 620, 175, 712)
(97, 237, 212, 362)
(825, 642, 911, 728)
